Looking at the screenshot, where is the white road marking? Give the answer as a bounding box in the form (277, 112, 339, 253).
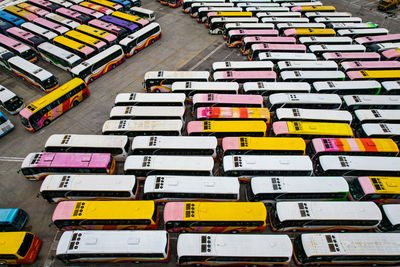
(189, 42, 225, 71)
(0, 156, 24, 162)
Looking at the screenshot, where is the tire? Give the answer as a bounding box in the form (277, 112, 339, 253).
(154, 89, 161, 93)
(133, 49, 138, 55)
(44, 119, 50, 126)
(112, 64, 116, 69)
(231, 230, 238, 234)
(89, 77, 94, 83)
(179, 230, 187, 233)
(73, 100, 79, 107)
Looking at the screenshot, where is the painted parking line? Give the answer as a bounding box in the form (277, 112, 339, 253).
(0, 156, 24, 162)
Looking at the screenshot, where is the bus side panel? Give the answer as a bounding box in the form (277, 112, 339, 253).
(167, 225, 265, 233)
(126, 30, 161, 57)
(83, 54, 126, 84)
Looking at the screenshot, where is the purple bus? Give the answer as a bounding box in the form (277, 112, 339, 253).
(100, 15, 139, 32)
(88, 18, 128, 39)
(55, 7, 91, 24)
(33, 17, 69, 34)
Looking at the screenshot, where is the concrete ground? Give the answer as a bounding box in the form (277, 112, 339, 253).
(0, 0, 399, 266)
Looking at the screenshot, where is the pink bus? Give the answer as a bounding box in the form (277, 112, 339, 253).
(33, 17, 69, 34)
(225, 29, 279, 48)
(382, 49, 400, 60)
(322, 52, 381, 62)
(192, 93, 264, 111)
(341, 61, 400, 72)
(349, 176, 400, 203)
(88, 18, 129, 39)
(6, 27, 46, 49)
(0, 34, 37, 62)
(79, 1, 114, 15)
(241, 36, 296, 55)
(28, 0, 61, 12)
(248, 43, 306, 61)
(17, 2, 49, 17)
(70, 5, 104, 19)
(355, 33, 400, 45)
(213, 70, 277, 83)
(20, 152, 116, 180)
(55, 7, 91, 24)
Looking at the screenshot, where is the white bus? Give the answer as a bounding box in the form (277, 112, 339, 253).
(70, 45, 125, 84)
(109, 106, 185, 120)
(382, 81, 400, 94)
(360, 123, 400, 141)
(240, 3, 281, 9)
(327, 22, 380, 30)
(119, 23, 161, 57)
(270, 201, 381, 232)
(171, 81, 239, 98)
(223, 155, 313, 178)
(277, 60, 338, 71)
(337, 28, 389, 38)
(211, 61, 273, 73)
(314, 17, 363, 23)
(0, 85, 24, 115)
(316, 155, 400, 176)
(129, 7, 155, 21)
(124, 155, 214, 176)
(243, 81, 311, 95)
(294, 233, 400, 265)
(114, 93, 185, 106)
(21, 22, 58, 41)
(44, 134, 130, 161)
(131, 136, 218, 156)
(299, 36, 352, 45)
(246, 6, 289, 14)
(143, 175, 240, 202)
(258, 52, 317, 62)
(209, 17, 259, 35)
(275, 108, 352, 124)
(182, 0, 225, 13)
(45, 13, 80, 29)
(177, 234, 292, 266)
(354, 109, 400, 125)
(57, 230, 170, 264)
(313, 80, 381, 95)
(342, 95, 400, 111)
(0, 112, 14, 136)
(369, 42, 400, 53)
(281, 1, 322, 6)
(197, 7, 242, 23)
(256, 12, 301, 19)
(143, 71, 210, 92)
(276, 22, 325, 32)
(267, 93, 342, 111)
(40, 174, 137, 203)
(102, 120, 183, 137)
(260, 17, 309, 24)
(248, 176, 349, 202)
(305, 12, 352, 19)
(37, 42, 82, 72)
(309, 44, 366, 55)
(378, 204, 400, 232)
(280, 70, 346, 82)
(48, 0, 73, 7)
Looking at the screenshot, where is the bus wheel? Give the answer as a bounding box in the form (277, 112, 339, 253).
(89, 77, 94, 83)
(112, 64, 116, 69)
(73, 100, 79, 107)
(44, 119, 51, 126)
(231, 230, 238, 234)
(133, 49, 138, 54)
(179, 230, 187, 233)
(154, 89, 161, 93)
(134, 261, 140, 264)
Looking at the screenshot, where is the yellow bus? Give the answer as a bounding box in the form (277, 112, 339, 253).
(75, 24, 118, 45)
(111, 11, 149, 27)
(206, 11, 253, 27)
(273, 121, 354, 139)
(284, 28, 336, 37)
(4, 5, 37, 21)
(88, 0, 124, 11)
(65, 30, 108, 52)
(52, 200, 158, 231)
(187, 120, 267, 138)
(52, 36, 96, 59)
(347, 70, 400, 81)
(292, 5, 336, 12)
(164, 202, 267, 233)
(349, 176, 400, 203)
(0, 232, 42, 265)
(222, 137, 306, 156)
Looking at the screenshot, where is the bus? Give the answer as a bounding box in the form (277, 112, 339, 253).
(19, 78, 89, 132)
(53, 36, 96, 59)
(57, 230, 169, 263)
(88, 19, 128, 39)
(248, 44, 307, 61)
(55, 7, 91, 24)
(277, 61, 338, 72)
(6, 27, 46, 50)
(47, 0, 73, 8)
(314, 17, 363, 23)
(0, 84, 24, 115)
(52, 200, 157, 230)
(260, 17, 310, 24)
(354, 109, 400, 125)
(305, 12, 352, 20)
(273, 121, 354, 139)
(192, 93, 263, 111)
(316, 155, 400, 176)
(349, 176, 400, 203)
(79, 1, 114, 15)
(208, 17, 259, 35)
(293, 233, 400, 265)
(70, 4, 104, 19)
(143, 71, 209, 93)
(313, 81, 382, 95)
(76, 24, 118, 45)
(196, 107, 270, 122)
(284, 28, 336, 37)
(89, 0, 124, 10)
(182, 0, 225, 13)
(281, 70, 345, 82)
(256, 11, 301, 19)
(243, 82, 311, 96)
(110, 106, 184, 120)
(270, 201, 381, 232)
(369, 42, 400, 53)
(348, 69, 400, 81)
(213, 70, 277, 83)
(20, 152, 115, 180)
(129, 7, 155, 21)
(171, 81, 239, 99)
(299, 36, 352, 45)
(164, 202, 267, 233)
(247, 7, 289, 14)
(124, 155, 214, 176)
(4, 6, 38, 22)
(102, 119, 183, 137)
(197, 8, 243, 23)
(327, 22, 379, 30)
(40, 174, 137, 202)
(119, 22, 161, 57)
(223, 155, 313, 178)
(309, 44, 366, 56)
(103, 0, 132, 10)
(17, 3, 49, 17)
(381, 80, 400, 94)
(33, 17, 69, 35)
(355, 33, 400, 45)
(281, 1, 323, 5)
(28, 0, 61, 12)
(276, 108, 352, 124)
(276, 22, 326, 33)
(20, 22, 57, 41)
(378, 204, 400, 232)
(222, 136, 306, 156)
(0, 232, 42, 265)
(343, 95, 400, 111)
(44, 134, 129, 161)
(360, 123, 400, 141)
(0, 47, 15, 71)
(0, 19, 12, 35)
(258, 52, 317, 62)
(0, 208, 28, 231)
(0, 112, 14, 136)
(240, 36, 296, 54)
(131, 136, 217, 156)
(177, 234, 292, 266)
(187, 120, 267, 137)
(65, 30, 108, 52)
(44, 13, 80, 29)
(143, 175, 240, 202)
(226, 29, 279, 48)
(8, 56, 58, 92)
(205, 11, 253, 27)
(267, 93, 342, 111)
(291, 5, 336, 12)
(382, 49, 400, 60)
(248, 176, 348, 202)
(341, 61, 400, 72)
(338, 28, 389, 38)
(37, 42, 82, 71)
(111, 11, 149, 27)
(223, 22, 275, 39)
(322, 52, 381, 62)
(114, 92, 185, 106)
(0, 10, 25, 26)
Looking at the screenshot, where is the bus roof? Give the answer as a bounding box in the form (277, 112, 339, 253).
(355, 109, 400, 122)
(171, 81, 240, 91)
(276, 108, 352, 122)
(144, 70, 210, 80)
(343, 95, 400, 106)
(213, 70, 277, 80)
(211, 61, 274, 70)
(132, 136, 217, 150)
(192, 93, 263, 105)
(222, 136, 306, 152)
(45, 134, 128, 149)
(281, 70, 346, 80)
(313, 80, 381, 92)
(358, 176, 400, 195)
(114, 93, 185, 104)
(8, 56, 53, 81)
(382, 204, 400, 226)
(187, 120, 267, 135)
(102, 119, 183, 132)
(311, 138, 399, 154)
(273, 121, 354, 137)
(38, 41, 81, 63)
(0, 232, 31, 254)
(355, 33, 400, 45)
(243, 81, 311, 92)
(362, 123, 400, 136)
(319, 155, 400, 172)
(314, 17, 362, 23)
(277, 60, 338, 70)
(110, 106, 185, 118)
(269, 93, 342, 105)
(299, 36, 352, 45)
(382, 81, 400, 92)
